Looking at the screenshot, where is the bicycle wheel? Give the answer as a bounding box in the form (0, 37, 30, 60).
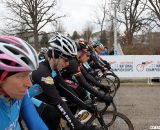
(101, 72, 120, 91)
(86, 110, 116, 129)
(99, 77, 116, 97)
(107, 111, 134, 130)
(87, 111, 134, 130)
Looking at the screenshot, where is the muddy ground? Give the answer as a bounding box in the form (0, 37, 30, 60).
(115, 81, 160, 130)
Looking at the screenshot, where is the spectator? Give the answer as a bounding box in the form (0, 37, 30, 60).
(99, 46, 109, 55)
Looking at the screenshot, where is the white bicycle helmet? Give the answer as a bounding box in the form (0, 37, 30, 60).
(48, 33, 77, 57)
(0, 35, 39, 72)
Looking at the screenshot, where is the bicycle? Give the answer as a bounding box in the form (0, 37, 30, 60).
(89, 68, 120, 97)
(86, 110, 134, 130)
(58, 84, 134, 130)
(102, 69, 120, 91)
(26, 78, 133, 130)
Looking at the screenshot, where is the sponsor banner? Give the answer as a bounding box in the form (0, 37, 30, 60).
(100, 55, 160, 77)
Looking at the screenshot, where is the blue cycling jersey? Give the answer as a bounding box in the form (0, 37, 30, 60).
(0, 92, 48, 130)
(21, 93, 48, 130)
(0, 95, 22, 130)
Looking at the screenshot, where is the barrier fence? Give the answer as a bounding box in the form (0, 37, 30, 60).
(100, 55, 160, 78)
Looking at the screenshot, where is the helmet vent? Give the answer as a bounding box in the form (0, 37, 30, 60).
(21, 57, 29, 65)
(5, 46, 19, 55)
(1, 59, 20, 67)
(55, 39, 61, 46)
(63, 46, 69, 54)
(62, 39, 72, 51)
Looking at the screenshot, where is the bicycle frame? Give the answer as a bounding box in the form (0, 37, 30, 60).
(58, 83, 116, 113)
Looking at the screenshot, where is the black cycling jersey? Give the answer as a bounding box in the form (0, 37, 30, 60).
(89, 51, 105, 70)
(61, 59, 81, 79)
(80, 64, 110, 92)
(61, 58, 112, 104)
(60, 60, 88, 101)
(89, 51, 111, 70)
(31, 60, 82, 130)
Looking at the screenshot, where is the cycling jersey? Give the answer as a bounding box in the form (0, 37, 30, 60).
(80, 64, 110, 92)
(0, 95, 21, 130)
(89, 51, 105, 70)
(60, 59, 88, 101)
(89, 51, 111, 70)
(20, 93, 48, 130)
(0, 93, 48, 130)
(31, 60, 82, 130)
(61, 58, 112, 103)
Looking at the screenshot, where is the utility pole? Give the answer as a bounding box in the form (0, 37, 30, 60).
(111, 0, 126, 55)
(111, 0, 120, 55)
(113, 2, 118, 55)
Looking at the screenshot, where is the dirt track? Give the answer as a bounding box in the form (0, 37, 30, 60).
(115, 82, 160, 130)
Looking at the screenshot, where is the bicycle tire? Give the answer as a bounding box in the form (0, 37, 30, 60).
(86, 109, 117, 128)
(102, 73, 120, 91)
(99, 77, 116, 97)
(87, 111, 134, 130)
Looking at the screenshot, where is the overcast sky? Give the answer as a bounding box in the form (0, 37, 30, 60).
(0, 0, 111, 35)
(58, 0, 105, 34)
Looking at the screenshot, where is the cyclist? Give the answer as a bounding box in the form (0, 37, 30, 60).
(31, 37, 102, 130)
(0, 36, 48, 130)
(49, 33, 113, 104)
(84, 40, 111, 72)
(38, 47, 48, 61)
(77, 40, 120, 91)
(76, 44, 111, 93)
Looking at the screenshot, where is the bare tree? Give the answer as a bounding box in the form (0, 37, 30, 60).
(82, 24, 94, 43)
(93, 0, 109, 43)
(119, 0, 151, 45)
(40, 32, 49, 45)
(2, 0, 65, 45)
(146, 0, 160, 26)
(1, 20, 27, 36)
(71, 31, 80, 40)
(108, 16, 114, 49)
(55, 21, 66, 34)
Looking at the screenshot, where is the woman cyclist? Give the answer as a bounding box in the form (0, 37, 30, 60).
(0, 36, 48, 130)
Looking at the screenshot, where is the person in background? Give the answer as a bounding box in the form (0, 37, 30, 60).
(38, 47, 48, 61)
(99, 46, 109, 55)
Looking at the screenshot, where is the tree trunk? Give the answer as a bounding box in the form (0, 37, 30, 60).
(126, 31, 133, 45)
(34, 30, 39, 46)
